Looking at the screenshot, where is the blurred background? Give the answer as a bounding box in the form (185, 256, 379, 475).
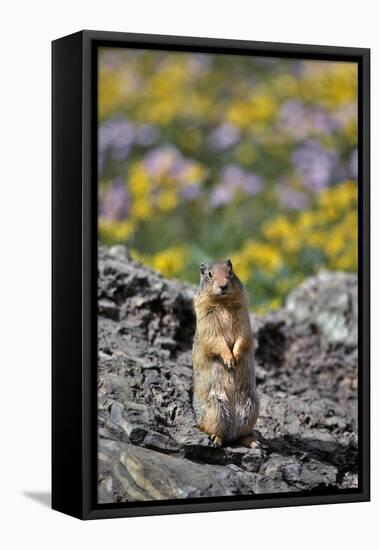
(98, 48, 358, 312)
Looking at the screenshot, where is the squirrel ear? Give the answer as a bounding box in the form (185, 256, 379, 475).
(200, 263, 206, 274)
(227, 259, 233, 270)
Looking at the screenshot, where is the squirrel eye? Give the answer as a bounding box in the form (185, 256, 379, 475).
(208, 271, 213, 278)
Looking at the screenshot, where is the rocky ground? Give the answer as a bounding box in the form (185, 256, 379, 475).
(97, 245, 358, 503)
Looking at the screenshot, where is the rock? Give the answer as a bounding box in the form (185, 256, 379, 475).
(108, 244, 131, 261)
(109, 402, 123, 423)
(98, 439, 266, 502)
(97, 244, 358, 503)
(298, 459, 338, 489)
(154, 336, 178, 353)
(241, 448, 264, 472)
(143, 431, 181, 453)
(98, 299, 119, 321)
(285, 269, 358, 347)
(281, 460, 302, 483)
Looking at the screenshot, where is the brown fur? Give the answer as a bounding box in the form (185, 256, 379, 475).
(192, 260, 259, 447)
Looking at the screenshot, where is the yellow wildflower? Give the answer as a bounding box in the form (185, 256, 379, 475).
(157, 189, 178, 211)
(99, 218, 135, 245)
(301, 62, 358, 109)
(152, 246, 187, 277)
(180, 163, 207, 185)
(269, 298, 281, 311)
(128, 163, 151, 196)
(230, 253, 251, 282)
(130, 197, 153, 220)
(131, 245, 188, 278)
(231, 240, 282, 276)
(227, 92, 276, 129)
(262, 216, 299, 253)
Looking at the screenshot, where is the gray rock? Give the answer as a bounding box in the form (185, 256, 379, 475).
(97, 245, 358, 503)
(285, 269, 358, 347)
(143, 431, 181, 453)
(110, 402, 124, 425)
(109, 244, 132, 261)
(281, 460, 302, 483)
(98, 439, 264, 502)
(98, 299, 120, 321)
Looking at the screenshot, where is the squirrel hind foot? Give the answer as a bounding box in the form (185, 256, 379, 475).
(238, 435, 259, 448)
(209, 434, 224, 447)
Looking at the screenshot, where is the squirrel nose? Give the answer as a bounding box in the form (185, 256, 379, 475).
(219, 283, 228, 291)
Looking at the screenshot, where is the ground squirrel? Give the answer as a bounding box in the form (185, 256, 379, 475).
(192, 259, 259, 447)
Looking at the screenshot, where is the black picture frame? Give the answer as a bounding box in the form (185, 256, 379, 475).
(52, 30, 370, 520)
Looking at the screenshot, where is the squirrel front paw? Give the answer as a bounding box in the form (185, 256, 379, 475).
(231, 351, 241, 365)
(232, 340, 244, 364)
(222, 354, 236, 370)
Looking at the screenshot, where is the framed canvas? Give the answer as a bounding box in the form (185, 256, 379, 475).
(52, 30, 370, 520)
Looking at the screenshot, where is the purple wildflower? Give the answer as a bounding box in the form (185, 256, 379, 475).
(180, 183, 201, 200)
(99, 178, 130, 221)
(350, 148, 358, 179)
(241, 174, 264, 195)
(292, 140, 338, 192)
(134, 124, 160, 146)
(207, 123, 240, 151)
(143, 146, 180, 177)
(221, 165, 246, 188)
(280, 100, 340, 140)
(210, 164, 263, 207)
(221, 164, 263, 195)
(210, 183, 234, 207)
(186, 53, 213, 76)
(98, 117, 135, 175)
(143, 146, 206, 191)
(278, 185, 308, 210)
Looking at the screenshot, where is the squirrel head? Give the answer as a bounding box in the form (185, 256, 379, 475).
(198, 259, 243, 301)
